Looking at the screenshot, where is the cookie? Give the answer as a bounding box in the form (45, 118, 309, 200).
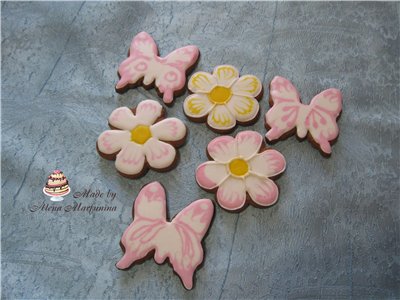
(265, 76, 342, 156)
(97, 100, 187, 179)
(116, 181, 214, 290)
(116, 31, 200, 105)
(195, 131, 286, 212)
(183, 65, 263, 133)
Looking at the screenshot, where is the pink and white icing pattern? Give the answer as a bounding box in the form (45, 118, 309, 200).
(116, 182, 214, 290)
(116, 32, 199, 104)
(266, 76, 342, 154)
(196, 131, 286, 211)
(97, 100, 186, 177)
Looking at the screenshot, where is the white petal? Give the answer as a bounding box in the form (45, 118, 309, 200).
(97, 130, 130, 155)
(212, 65, 239, 87)
(249, 150, 286, 178)
(188, 71, 217, 93)
(135, 100, 163, 125)
(216, 177, 247, 211)
(108, 107, 138, 130)
(143, 138, 176, 169)
(245, 175, 279, 207)
(183, 94, 214, 119)
(207, 105, 236, 131)
(115, 142, 146, 175)
(207, 135, 237, 163)
(150, 118, 186, 142)
(231, 75, 262, 97)
(226, 95, 259, 123)
(196, 162, 229, 190)
(235, 131, 263, 160)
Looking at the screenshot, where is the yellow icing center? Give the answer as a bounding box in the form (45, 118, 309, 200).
(208, 86, 232, 104)
(228, 159, 249, 177)
(130, 125, 152, 144)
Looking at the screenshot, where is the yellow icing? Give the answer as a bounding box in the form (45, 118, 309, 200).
(211, 108, 232, 126)
(228, 159, 249, 177)
(233, 96, 254, 116)
(215, 66, 238, 82)
(208, 86, 232, 104)
(191, 73, 211, 90)
(187, 97, 206, 115)
(130, 125, 152, 144)
(241, 76, 260, 94)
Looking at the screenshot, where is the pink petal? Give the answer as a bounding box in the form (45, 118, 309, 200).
(150, 118, 186, 142)
(135, 100, 163, 125)
(108, 107, 138, 130)
(216, 177, 247, 211)
(249, 149, 286, 177)
(235, 130, 263, 159)
(97, 130, 130, 155)
(143, 138, 176, 169)
(207, 135, 237, 163)
(196, 162, 229, 190)
(115, 143, 145, 175)
(245, 175, 279, 207)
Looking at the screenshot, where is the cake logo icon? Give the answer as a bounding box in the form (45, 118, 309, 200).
(43, 170, 70, 202)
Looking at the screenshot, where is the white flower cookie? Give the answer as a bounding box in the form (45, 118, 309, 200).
(183, 65, 262, 132)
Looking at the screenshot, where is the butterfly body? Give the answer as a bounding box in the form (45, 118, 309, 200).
(116, 32, 200, 104)
(266, 76, 342, 155)
(117, 182, 213, 290)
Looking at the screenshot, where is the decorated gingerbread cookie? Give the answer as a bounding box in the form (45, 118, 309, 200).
(183, 65, 263, 132)
(265, 76, 342, 155)
(116, 182, 214, 290)
(116, 32, 200, 105)
(196, 131, 286, 212)
(97, 100, 186, 178)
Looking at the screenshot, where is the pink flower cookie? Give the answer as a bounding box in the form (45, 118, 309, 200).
(116, 182, 214, 290)
(97, 100, 186, 178)
(196, 131, 286, 212)
(265, 76, 342, 155)
(183, 65, 263, 132)
(116, 31, 200, 105)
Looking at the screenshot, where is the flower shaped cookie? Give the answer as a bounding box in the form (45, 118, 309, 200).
(97, 100, 186, 178)
(183, 65, 262, 132)
(196, 131, 286, 211)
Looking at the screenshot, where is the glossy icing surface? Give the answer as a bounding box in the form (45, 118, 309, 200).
(183, 65, 262, 131)
(196, 131, 286, 211)
(116, 32, 199, 104)
(266, 76, 342, 154)
(97, 100, 186, 176)
(116, 182, 214, 290)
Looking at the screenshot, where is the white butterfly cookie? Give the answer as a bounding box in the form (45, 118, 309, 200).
(266, 76, 342, 155)
(116, 32, 199, 105)
(116, 182, 214, 290)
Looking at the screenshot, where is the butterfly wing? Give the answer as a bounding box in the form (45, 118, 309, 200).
(266, 76, 302, 140)
(116, 182, 167, 269)
(116, 32, 158, 91)
(306, 89, 342, 154)
(151, 199, 213, 290)
(155, 46, 200, 104)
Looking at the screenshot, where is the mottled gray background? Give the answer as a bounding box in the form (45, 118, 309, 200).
(1, 1, 399, 299)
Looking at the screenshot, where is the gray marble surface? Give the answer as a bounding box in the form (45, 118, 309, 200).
(1, 2, 399, 299)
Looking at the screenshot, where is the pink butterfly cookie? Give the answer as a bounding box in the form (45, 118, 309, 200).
(116, 182, 214, 290)
(116, 32, 200, 105)
(265, 76, 342, 155)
